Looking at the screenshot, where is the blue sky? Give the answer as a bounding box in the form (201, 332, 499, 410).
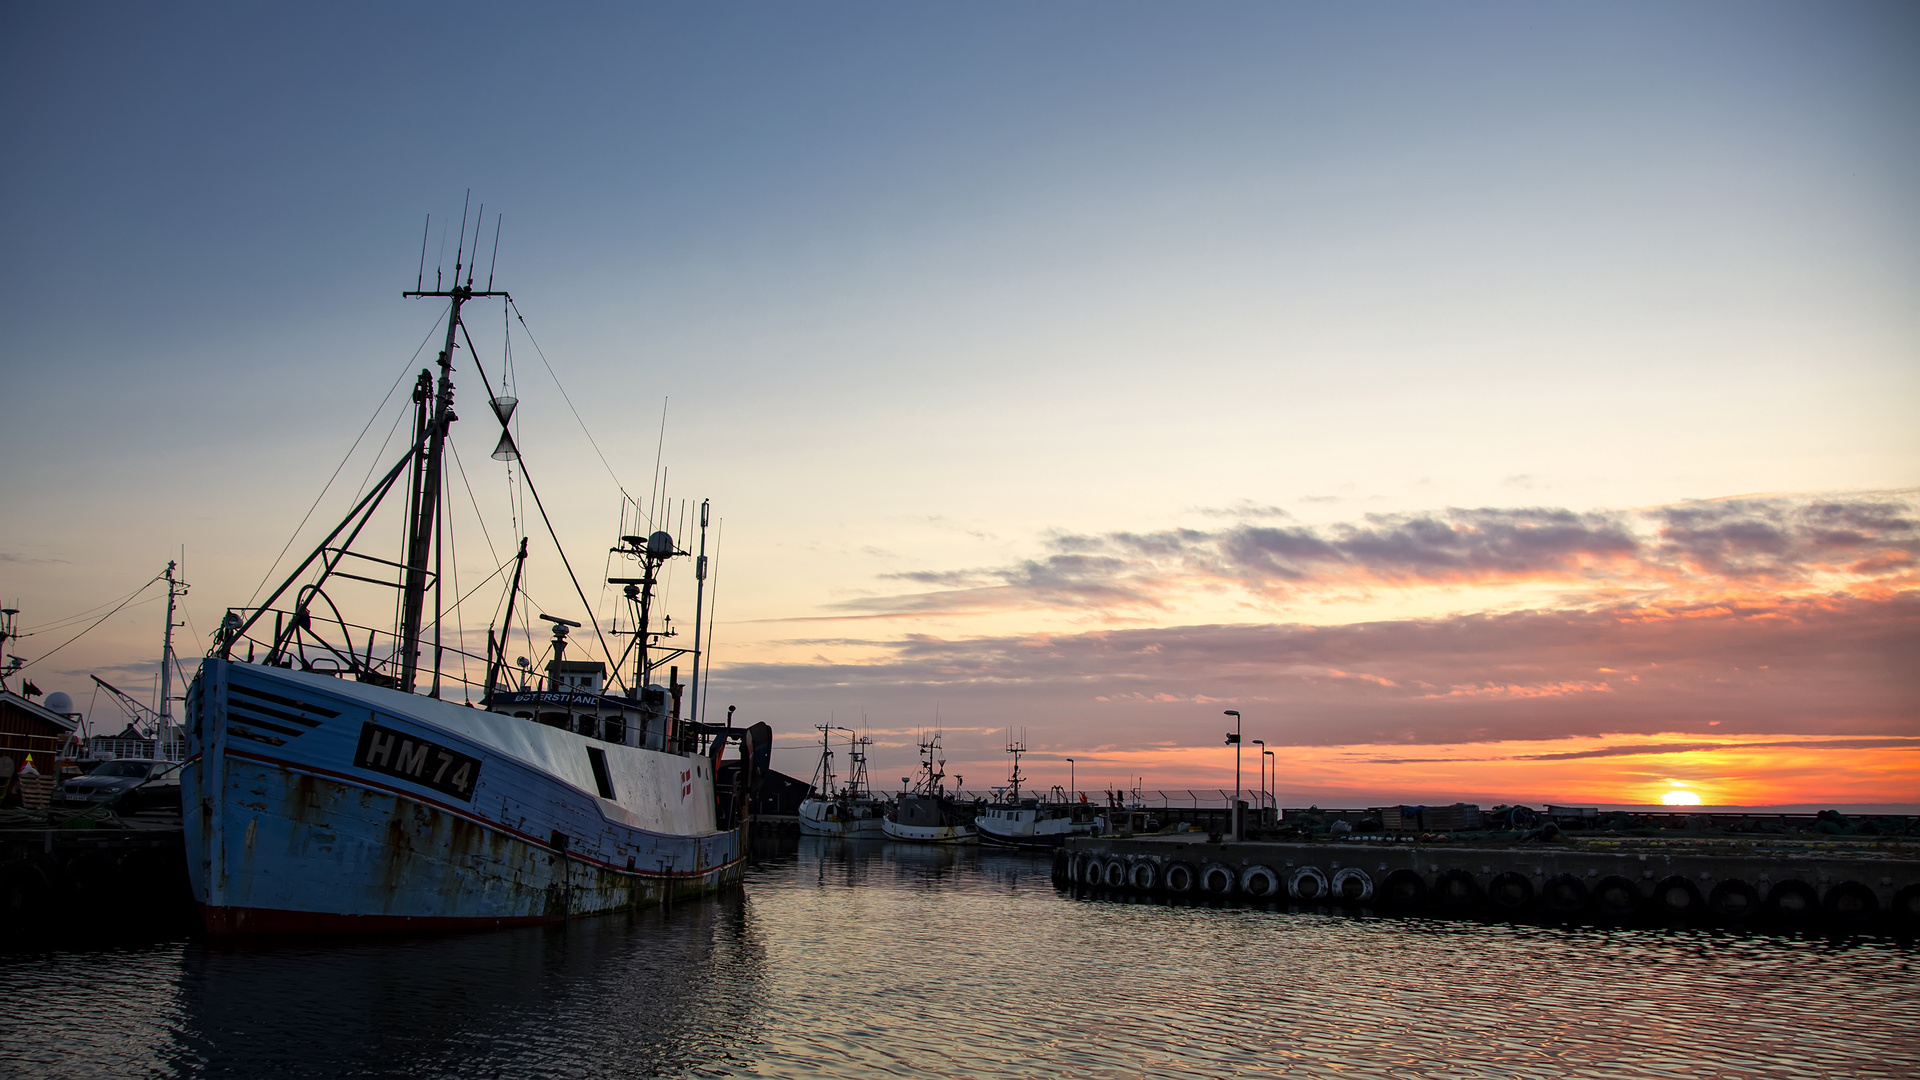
(3, 3, 1915, 802)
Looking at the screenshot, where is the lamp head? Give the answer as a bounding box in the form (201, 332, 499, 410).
(1223, 709, 1239, 717)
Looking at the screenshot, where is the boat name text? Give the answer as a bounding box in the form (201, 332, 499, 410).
(353, 721, 482, 801)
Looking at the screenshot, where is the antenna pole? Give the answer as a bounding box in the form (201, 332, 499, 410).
(689, 499, 708, 725)
(158, 561, 188, 762)
(416, 214, 429, 293)
(0, 607, 16, 695)
(468, 203, 482, 287)
(487, 215, 502, 292)
(453, 190, 470, 289)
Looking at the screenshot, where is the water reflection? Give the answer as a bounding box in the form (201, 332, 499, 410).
(2, 896, 768, 1080)
(1, 839, 1915, 1080)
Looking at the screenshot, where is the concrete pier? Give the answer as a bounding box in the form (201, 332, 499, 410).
(1058, 834, 1920, 928)
(0, 816, 194, 935)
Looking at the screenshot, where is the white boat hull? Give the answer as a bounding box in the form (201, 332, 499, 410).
(798, 797, 885, 837)
(882, 818, 975, 844)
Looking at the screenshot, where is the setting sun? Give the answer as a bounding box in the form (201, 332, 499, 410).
(1662, 789, 1703, 806)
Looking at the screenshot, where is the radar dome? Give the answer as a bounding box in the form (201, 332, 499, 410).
(43, 691, 73, 715)
(646, 531, 675, 559)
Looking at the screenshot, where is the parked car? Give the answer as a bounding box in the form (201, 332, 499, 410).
(55, 759, 183, 814)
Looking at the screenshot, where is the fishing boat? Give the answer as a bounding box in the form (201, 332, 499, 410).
(181, 223, 769, 935)
(974, 734, 1094, 849)
(798, 725, 889, 837)
(881, 731, 975, 844)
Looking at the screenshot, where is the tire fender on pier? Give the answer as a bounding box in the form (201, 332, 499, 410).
(1433, 868, 1480, 910)
(1892, 884, 1920, 925)
(1286, 865, 1328, 902)
(1378, 868, 1425, 910)
(1592, 874, 1640, 918)
(1823, 881, 1878, 923)
(1081, 855, 1105, 887)
(1239, 864, 1280, 899)
(1200, 862, 1236, 897)
(1128, 859, 1158, 892)
(1707, 879, 1758, 921)
(1766, 879, 1817, 920)
(1103, 858, 1128, 889)
(1654, 876, 1703, 919)
(1330, 867, 1373, 903)
(1164, 861, 1197, 894)
(1488, 871, 1533, 912)
(1543, 873, 1587, 914)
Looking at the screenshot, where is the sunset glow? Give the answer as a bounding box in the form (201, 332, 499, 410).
(874, 732, 1920, 808)
(3, 5, 1915, 812)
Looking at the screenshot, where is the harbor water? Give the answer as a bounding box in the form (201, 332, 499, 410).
(3, 838, 1916, 1079)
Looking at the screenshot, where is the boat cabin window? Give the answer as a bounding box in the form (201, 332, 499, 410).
(539, 712, 568, 729)
(586, 747, 616, 801)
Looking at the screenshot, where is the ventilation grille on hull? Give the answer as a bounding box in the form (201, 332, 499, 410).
(226, 683, 340, 747)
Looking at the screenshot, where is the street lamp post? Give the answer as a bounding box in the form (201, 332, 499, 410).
(1263, 749, 1276, 826)
(1223, 710, 1242, 839)
(1066, 757, 1076, 803)
(1252, 739, 1266, 829)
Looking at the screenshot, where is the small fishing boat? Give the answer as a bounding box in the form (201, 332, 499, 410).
(798, 724, 889, 837)
(975, 735, 1094, 849)
(881, 731, 975, 844)
(181, 220, 769, 935)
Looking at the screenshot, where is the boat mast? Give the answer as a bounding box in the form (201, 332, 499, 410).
(400, 269, 506, 693)
(810, 724, 836, 801)
(1005, 728, 1025, 803)
(483, 537, 529, 700)
(848, 730, 871, 799)
(689, 500, 708, 722)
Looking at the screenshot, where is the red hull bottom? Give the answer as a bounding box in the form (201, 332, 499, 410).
(199, 904, 566, 937)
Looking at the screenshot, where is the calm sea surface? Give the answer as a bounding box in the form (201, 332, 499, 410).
(3, 839, 1915, 1079)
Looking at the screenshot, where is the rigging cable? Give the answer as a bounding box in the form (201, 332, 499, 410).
(463, 333, 627, 696)
(246, 310, 448, 608)
(18, 572, 164, 672)
(419, 554, 517, 636)
(17, 578, 158, 637)
(448, 439, 501, 568)
(506, 298, 631, 504)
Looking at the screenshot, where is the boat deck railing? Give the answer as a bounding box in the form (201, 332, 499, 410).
(214, 604, 541, 701)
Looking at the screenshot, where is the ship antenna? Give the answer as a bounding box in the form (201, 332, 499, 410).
(648, 397, 669, 529)
(468, 203, 482, 287)
(453, 189, 471, 289)
(416, 214, 430, 293)
(487, 214, 503, 292)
